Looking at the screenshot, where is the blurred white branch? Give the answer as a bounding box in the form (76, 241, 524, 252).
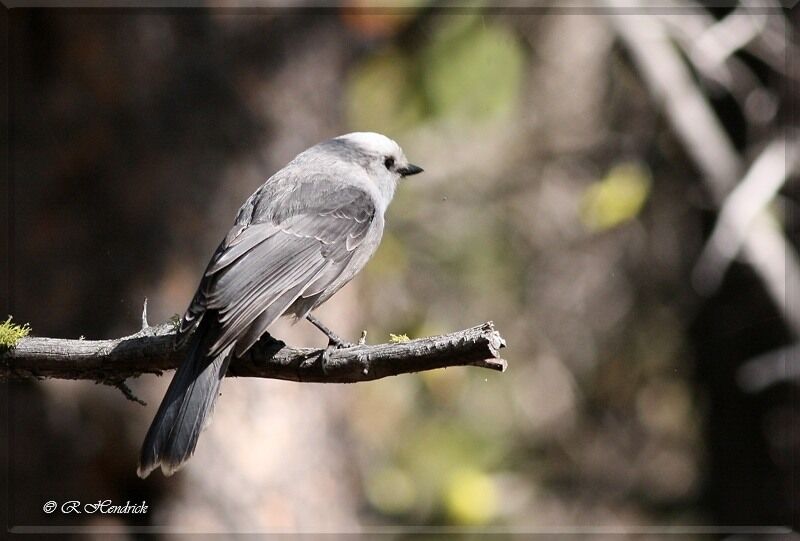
(658, 0, 793, 80)
(692, 138, 799, 293)
(690, 2, 768, 72)
(740, 213, 800, 333)
(605, 7, 740, 193)
(655, 1, 790, 124)
(738, 342, 800, 392)
(605, 4, 800, 336)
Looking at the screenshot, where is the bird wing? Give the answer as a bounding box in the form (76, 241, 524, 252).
(179, 183, 376, 358)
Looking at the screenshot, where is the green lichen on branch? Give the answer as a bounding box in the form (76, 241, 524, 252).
(389, 333, 410, 343)
(0, 316, 32, 351)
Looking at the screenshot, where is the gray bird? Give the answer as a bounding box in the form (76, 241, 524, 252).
(137, 132, 423, 478)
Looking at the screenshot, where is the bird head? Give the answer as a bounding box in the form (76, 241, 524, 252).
(335, 131, 424, 180)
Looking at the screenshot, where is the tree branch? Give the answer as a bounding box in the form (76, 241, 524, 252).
(1, 321, 507, 384)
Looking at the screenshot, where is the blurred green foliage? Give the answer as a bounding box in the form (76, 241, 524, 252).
(365, 466, 417, 515)
(421, 14, 524, 120)
(581, 162, 652, 231)
(346, 14, 524, 131)
(363, 412, 505, 524)
(346, 49, 425, 134)
(444, 468, 498, 525)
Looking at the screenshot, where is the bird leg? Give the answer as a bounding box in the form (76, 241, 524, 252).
(306, 314, 356, 376)
(306, 314, 355, 348)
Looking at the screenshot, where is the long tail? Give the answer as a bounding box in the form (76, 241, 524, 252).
(137, 313, 232, 478)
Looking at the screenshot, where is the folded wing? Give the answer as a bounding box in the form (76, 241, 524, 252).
(188, 184, 376, 358)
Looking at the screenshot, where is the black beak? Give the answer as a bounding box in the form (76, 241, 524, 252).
(398, 164, 424, 177)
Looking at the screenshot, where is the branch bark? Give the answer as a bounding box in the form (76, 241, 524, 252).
(1, 321, 507, 384)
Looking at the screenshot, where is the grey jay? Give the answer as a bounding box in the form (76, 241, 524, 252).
(138, 132, 423, 478)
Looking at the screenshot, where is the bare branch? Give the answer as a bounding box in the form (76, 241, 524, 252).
(1, 322, 507, 384)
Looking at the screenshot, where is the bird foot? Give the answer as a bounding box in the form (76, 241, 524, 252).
(328, 336, 356, 349)
(323, 335, 355, 372)
(319, 340, 350, 375)
(306, 314, 356, 349)
(307, 314, 360, 374)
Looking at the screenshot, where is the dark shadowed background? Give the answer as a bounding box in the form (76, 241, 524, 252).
(2, 3, 798, 535)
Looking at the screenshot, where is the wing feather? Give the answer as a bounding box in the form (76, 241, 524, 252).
(187, 184, 377, 358)
(205, 223, 279, 276)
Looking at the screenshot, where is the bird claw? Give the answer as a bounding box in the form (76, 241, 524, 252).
(328, 336, 356, 349)
(319, 336, 357, 375)
(306, 314, 356, 349)
(308, 314, 358, 374)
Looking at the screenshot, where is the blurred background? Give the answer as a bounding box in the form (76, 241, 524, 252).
(2, 2, 799, 535)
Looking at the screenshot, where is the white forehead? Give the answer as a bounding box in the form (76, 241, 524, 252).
(336, 132, 402, 157)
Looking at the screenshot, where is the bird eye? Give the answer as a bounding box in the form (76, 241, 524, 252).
(384, 156, 395, 170)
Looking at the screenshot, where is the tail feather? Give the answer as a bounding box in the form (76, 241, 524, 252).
(137, 314, 231, 478)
